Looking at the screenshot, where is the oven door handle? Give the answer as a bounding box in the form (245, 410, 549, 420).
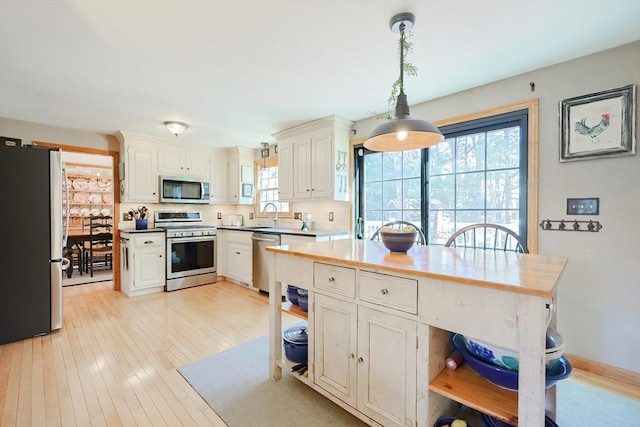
(168, 236, 216, 244)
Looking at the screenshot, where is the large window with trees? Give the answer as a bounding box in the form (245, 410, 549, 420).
(355, 107, 532, 248)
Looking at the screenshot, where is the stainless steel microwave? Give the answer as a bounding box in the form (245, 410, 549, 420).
(159, 175, 210, 204)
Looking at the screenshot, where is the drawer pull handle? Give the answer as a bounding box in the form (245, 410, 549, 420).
(144, 240, 153, 244)
(357, 357, 364, 363)
(381, 288, 389, 295)
(328, 277, 335, 282)
(350, 353, 355, 358)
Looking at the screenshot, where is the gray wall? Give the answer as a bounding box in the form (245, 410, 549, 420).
(354, 41, 640, 373)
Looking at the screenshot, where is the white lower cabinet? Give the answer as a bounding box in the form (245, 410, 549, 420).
(120, 232, 166, 297)
(314, 294, 417, 427)
(219, 230, 252, 285)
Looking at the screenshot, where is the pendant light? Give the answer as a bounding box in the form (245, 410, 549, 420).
(364, 13, 443, 152)
(164, 121, 189, 137)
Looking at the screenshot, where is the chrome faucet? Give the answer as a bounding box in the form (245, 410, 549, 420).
(262, 202, 279, 228)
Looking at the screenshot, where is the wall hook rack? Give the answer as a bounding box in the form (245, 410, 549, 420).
(539, 219, 603, 232)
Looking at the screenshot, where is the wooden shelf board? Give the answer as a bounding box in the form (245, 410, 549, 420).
(279, 301, 308, 320)
(429, 363, 519, 425)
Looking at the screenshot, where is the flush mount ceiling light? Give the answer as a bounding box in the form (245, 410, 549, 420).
(164, 121, 189, 137)
(364, 12, 444, 152)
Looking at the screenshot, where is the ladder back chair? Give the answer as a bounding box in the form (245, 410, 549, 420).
(444, 223, 529, 253)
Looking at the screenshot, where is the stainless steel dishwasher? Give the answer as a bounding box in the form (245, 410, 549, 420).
(252, 232, 281, 292)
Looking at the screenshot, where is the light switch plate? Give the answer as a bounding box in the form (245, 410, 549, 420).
(567, 198, 599, 215)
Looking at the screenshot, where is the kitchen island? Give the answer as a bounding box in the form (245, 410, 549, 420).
(266, 239, 568, 427)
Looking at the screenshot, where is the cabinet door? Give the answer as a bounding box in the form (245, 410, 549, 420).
(310, 130, 333, 198)
(127, 145, 158, 202)
(185, 153, 209, 177)
(210, 158, 229, 203)
(293, 138, 312, 199)
(216, 230, 229, 276)
(357, 307, 417, 427)
(228, 243, 252, 284)
(314, 294, 357, 407)
(133, 249, 165, 290)
(158, 150, 185, 175)
(277, 141, 294, 200)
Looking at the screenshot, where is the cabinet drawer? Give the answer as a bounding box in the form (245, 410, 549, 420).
(227, 231, 253, 245)
(359, 270, 417, 314)
(132, 234, 164, 249)
(314, 263, 355, 298)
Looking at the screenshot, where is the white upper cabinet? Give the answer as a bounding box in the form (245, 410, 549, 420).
(158, 148, 210, 177)
(272, 115, 353, 202)
(227, 147, 255, 205)
(209, 150, 229, 203)
(117, 132, 159, 203)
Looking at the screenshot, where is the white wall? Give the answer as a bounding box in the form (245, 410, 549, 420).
(354, 41, 640, 373)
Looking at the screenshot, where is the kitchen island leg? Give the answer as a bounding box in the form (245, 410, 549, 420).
(268, 250, 283, 381)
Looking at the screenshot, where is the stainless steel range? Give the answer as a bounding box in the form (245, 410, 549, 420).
(155, 210, 217, 291)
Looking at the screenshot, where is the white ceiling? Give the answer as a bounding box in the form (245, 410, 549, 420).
(1, 1, 639, 149)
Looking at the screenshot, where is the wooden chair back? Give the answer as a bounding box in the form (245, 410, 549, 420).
(444, 223, 528, 253)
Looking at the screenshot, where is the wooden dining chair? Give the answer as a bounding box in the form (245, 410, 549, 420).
(369, 220, 427, 245)
(444, 223, 529, 253)
(83, 215, 114, 276)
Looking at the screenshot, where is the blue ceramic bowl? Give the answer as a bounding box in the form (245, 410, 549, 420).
(480, 412, 558, 427)
(286, 285, 299, 305)
(452, 334, 572, 391)
(298, 294, 309, 312)
(380, 231, 417, 253)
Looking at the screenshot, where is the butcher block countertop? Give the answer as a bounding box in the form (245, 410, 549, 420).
(266, 238, 568, 298)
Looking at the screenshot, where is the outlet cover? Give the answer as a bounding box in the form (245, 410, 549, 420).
(217, 212, 222, 219)
(567, 198, 599, 215)
(294, 212, 302, 220)
(329, 212, 334, 221)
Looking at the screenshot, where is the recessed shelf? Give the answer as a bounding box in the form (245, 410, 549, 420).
(279, 301, 308, 320)
(429, 363, 519, 425)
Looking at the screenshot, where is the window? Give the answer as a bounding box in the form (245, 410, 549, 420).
(355, 103, 536, 250)
(255, 159, 290, 216)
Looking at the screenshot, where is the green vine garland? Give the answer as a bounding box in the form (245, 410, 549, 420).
(385, 31, 417, 120)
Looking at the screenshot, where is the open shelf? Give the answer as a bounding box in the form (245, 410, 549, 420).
(279, 301, 308, 320)
(429, 363, 519, 425)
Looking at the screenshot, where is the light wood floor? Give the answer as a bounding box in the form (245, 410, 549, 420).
(1, 280, 637, 426)
(0, 280, 299, 426)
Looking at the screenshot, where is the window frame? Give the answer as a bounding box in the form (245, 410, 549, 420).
(352, 99, 539, 252)
(253, 158, 293, 219)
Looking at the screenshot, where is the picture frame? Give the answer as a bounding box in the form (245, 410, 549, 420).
(242, 183, 253, 198)
(560, 84, 636, 162)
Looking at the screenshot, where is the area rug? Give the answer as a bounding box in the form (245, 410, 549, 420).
(179, 334, 640, 427)
(178, 333, 367, 427)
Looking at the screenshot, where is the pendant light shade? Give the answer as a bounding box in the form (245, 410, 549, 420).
(364, 13, 443, 152)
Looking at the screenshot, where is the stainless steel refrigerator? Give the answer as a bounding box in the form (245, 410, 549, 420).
(0, 143, 67, 344)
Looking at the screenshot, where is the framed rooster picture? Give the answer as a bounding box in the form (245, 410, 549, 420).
(560, 84, 635, 162)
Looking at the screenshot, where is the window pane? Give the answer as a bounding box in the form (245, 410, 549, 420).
(364, 182, 382, 211)
(456, 172, 485, 209)
(456, 133, 485, 173)
(403, 178, 421, 209)
(428, 210, 454, 244)
(364, 152, 382, 182)
(487, 126, 520, 170)
(455, 210, 485, 228)
(430, 139, 454, 175)
(403, 150, 421, 179)
(486, 170, 519, 210)
(429, 175, 454, 209)
(382, 180, 402, 211)
(382, 152, 403, 180)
